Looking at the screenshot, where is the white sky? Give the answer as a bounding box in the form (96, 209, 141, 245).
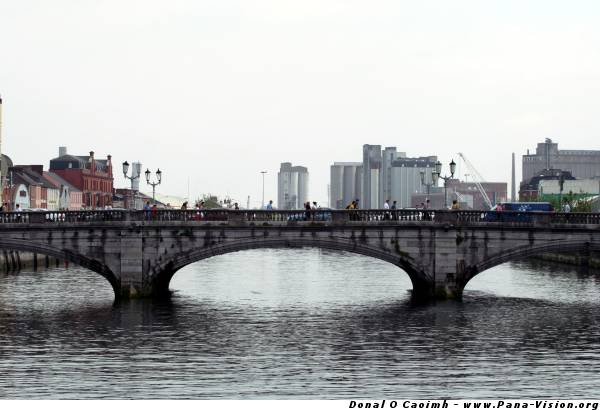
(1, 0, 599, 207)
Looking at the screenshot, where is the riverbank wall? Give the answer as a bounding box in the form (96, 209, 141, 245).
(533, 251, 600, 269)
(1, 251, 63, 273)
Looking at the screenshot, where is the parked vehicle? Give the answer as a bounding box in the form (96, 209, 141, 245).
(484, 202, 554, 222)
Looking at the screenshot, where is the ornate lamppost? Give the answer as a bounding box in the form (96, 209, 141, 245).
(122, 161, 140, 210)
(432, 159, 456, 209)
(145, 168, 162, 204)
(419, 166, 434, 202)
(261, 171, 267, 209)
(559, 173, 565, 212)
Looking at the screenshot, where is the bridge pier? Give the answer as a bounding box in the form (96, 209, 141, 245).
(116, 280, 154, 299)
(411, 281, 465, 301)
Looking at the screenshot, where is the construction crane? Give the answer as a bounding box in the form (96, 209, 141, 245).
(458, 153, 494, 210)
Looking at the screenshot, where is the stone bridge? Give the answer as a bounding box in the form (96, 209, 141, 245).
(1, 209, 599, 300)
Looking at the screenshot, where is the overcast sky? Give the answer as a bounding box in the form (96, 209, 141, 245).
(1, 0, 599, 206)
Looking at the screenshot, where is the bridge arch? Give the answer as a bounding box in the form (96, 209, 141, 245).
(464, 239, 600, 289)
(150, 238, 427, 297)
(0, 237, 119, 296)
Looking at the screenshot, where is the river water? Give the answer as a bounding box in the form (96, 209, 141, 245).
(0, 249, 599, 399)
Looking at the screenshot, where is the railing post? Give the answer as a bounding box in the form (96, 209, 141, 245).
(533, 212, 552, 227)
(30, 213, 46, 224)
(434, 210, 457, 225)
(124, 210, 134, 222)
(331, 211, 349, 224)
(228, 211, 246, 225)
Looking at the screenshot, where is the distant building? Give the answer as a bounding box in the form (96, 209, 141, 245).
(411, 180, 507, 210)
(277, 162, 308, 209)
(114, 188, 147, 210)
(390, 156, 438, 209)
(519, 169, 575, 202)
(113, 189, 167, 209)
(0, 153, 13, 208)
(44, 171, 84, 210)
(522, 139, 600, 184)
(49, 147, 114, 208)
(536, 178, 600, 207)
(449, 180, 507, 209)
(331, 145, 438, 209)
(362, 145, 382, 208)
(330, 162, 362, 209)
(6, 165, 59, 210)
(0, 95, 3, 206)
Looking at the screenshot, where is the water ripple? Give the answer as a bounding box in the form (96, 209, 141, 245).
(0, 249, 599, 398)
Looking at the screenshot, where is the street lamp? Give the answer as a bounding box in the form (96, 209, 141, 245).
(145, 168, 162, 204)
(261, 171, 267, 209)
(122, 161, 140, 210)
(432, 159, 456, 209)
(559, 173, 565, 211)
(420, 166, 434, 201)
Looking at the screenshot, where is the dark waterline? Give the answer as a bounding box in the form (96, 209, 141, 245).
(1, 249, 599, 399)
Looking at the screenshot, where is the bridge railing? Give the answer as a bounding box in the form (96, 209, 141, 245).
(126, 209, 431, 223)
(1, 209, 600, 225)
(0, 210, 128, 224)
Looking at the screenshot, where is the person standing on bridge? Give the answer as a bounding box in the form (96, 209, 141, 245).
(15, 204, 23, 222)
(144, 201, 151, 220)
(423, 199, 432, 221)
(384, 199, 390, 220)
(304, 201, 311, 220)
(451, 199, 460, 210)
(266, 200, 273, 210)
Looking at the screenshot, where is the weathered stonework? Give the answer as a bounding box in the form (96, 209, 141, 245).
(0, 217, 599, 301)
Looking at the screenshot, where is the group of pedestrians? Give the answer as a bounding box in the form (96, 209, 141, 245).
(143, 201, 158, 220)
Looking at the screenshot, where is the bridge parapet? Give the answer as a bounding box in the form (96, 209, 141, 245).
(1, 209, 600, 227)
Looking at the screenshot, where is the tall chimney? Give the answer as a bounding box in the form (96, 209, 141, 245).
(511, 152, 516, 202)
(59, 146, 67, 157)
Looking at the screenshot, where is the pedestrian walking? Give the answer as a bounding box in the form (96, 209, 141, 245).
(305, 201, 311, 221)
(423, 199, 431, 221)
(143, 201, 151, 220)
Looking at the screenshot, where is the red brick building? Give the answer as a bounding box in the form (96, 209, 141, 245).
(49, 147, 114, 208)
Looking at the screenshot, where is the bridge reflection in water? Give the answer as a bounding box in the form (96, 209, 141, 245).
(0, 209, 599, 301)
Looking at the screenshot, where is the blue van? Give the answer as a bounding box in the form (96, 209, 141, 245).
(484, 202, 554, 222)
